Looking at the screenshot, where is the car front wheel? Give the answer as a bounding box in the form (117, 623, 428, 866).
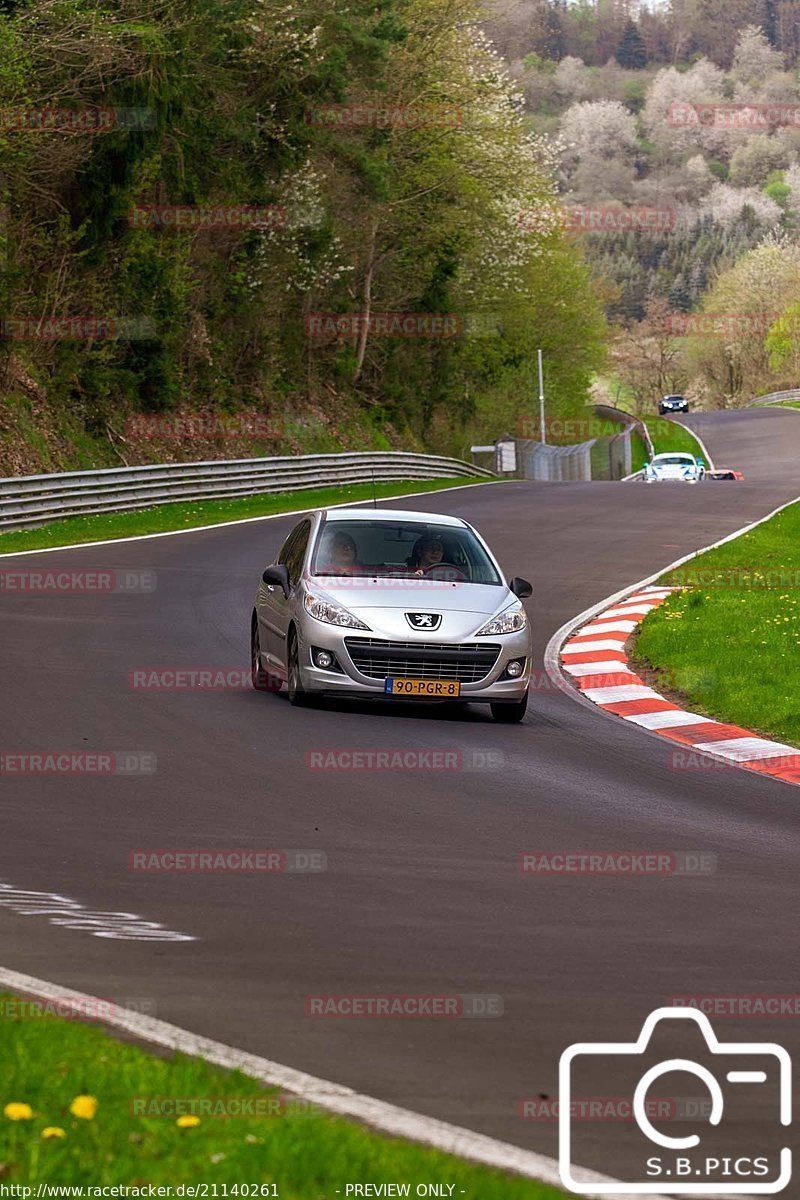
(287, 631, 311, 707)
(490, 693, 528, 723)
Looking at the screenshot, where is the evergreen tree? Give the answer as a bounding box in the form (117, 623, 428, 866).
(615, 20, 648, 68)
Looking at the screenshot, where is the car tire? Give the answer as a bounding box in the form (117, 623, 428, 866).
(251, 618, 272, 692)
(287, 630, 311, 707)
(490, 693, 528, 723)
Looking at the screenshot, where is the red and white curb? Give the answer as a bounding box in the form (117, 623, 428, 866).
(560, 586, 800, 787)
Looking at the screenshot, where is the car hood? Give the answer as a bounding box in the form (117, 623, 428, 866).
(649, 463, 698, 479)
(304, 578, 517, 639)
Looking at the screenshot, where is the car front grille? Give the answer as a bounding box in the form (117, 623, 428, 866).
(344, 638, 502, 683)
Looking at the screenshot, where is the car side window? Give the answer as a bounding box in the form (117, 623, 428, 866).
(284, 520, 311, 588)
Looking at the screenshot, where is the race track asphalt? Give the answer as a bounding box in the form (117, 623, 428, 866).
(2, 406, 800, 1182)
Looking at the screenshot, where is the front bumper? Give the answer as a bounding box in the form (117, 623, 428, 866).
(296, 622, 532, 702)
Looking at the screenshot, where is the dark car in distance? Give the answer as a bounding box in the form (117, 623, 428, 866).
(658, 394, 689, 414)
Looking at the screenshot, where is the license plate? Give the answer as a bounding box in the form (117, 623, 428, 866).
(385, 678, 461, 698)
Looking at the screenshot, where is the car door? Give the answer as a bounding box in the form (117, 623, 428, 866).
(258, 520, 311, 669)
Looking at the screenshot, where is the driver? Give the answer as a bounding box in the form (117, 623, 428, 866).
(410, 535, 445, 575)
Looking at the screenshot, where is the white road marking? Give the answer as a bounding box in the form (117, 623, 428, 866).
(580, 684, 664, 703)
(562, 661, 633, 677)
(693, 737, 799, 763)
(623, 710, 710, 730)
(0, 966, 681, 1200)
(561, 639, 626, 654)
(543, 491, 800, 791)
(577, 619, 639, 634)
(0, 882, 194, 942)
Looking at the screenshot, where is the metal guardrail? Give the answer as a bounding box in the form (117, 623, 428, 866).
(748, 389, 800, 407)
(0, 451, 493, 532)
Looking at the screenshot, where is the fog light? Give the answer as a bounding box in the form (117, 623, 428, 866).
(506, 659, 524, 678)
(315, 649, 334, 669)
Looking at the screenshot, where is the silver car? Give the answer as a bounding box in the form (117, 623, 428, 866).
(251, 508, 533, 722)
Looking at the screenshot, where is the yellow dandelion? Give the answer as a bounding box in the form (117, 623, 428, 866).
(176, 1115, 201, 1129)
(42, 1127, 66, 1140)
(4, 1103, 33, 1121)
(69, 1095, 98, 1121)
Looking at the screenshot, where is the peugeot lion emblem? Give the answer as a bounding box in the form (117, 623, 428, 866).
(406, 612, 442, 631)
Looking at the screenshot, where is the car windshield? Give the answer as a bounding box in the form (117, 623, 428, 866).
(310, 520, 502, 584)
(655, 455, 694, 465)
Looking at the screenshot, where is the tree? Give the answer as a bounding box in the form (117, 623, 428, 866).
(730, 24, 785, 82)
(615, 20, 647, 69)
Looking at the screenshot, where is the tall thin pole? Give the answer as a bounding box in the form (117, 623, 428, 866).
(537, 349, 546, 444)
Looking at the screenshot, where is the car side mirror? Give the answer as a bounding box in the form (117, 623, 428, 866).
(262, 564, 290, 597)
(510, 577, 533, 599)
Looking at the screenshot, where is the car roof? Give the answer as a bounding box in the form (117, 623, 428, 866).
(652, 452, 695, 461)
(323, 508, 468, 527)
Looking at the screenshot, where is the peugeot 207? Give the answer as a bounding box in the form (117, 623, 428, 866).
(251, 509, 533, 722)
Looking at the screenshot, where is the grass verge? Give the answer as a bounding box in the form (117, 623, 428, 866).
(643, 417, 707, 460)
(0, 478, 486, 556)
(633, 500, 800, 745)
(0, 996, 566, 1195)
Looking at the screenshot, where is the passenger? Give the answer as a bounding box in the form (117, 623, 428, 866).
(318, 531, 362, 575)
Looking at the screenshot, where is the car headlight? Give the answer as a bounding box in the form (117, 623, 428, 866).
(475, 605, 527, 636)
(304, 592, 371, 630)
